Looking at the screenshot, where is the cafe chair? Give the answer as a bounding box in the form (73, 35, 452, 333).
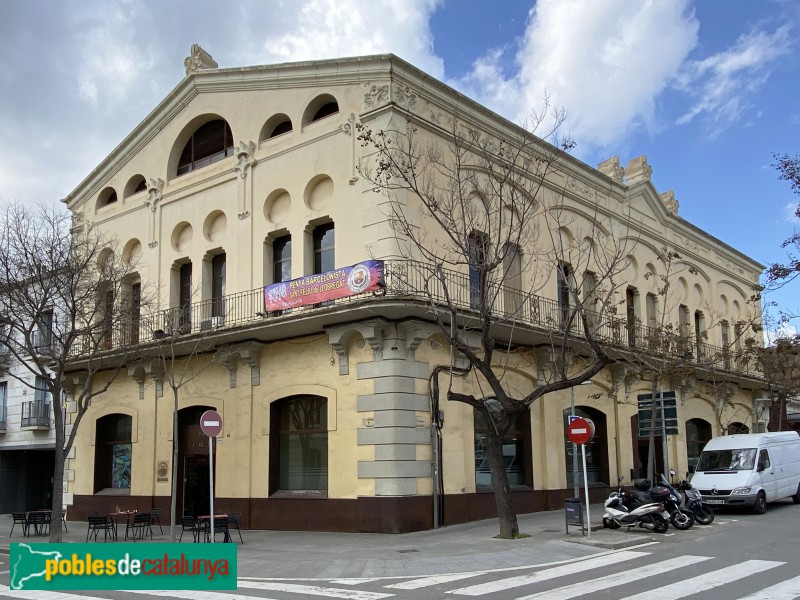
(179, 516, 200, 543)
(149, 507, 163, 535)
(229, 511, 244, 544)
(11, 512, 29, 537)
(125, 512, 153, 542)
(28, 511, 50, 536)
(203, 516, 231, 543)
(86, 514, 114, 542)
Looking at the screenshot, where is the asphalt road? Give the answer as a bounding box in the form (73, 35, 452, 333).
(2, 500, 800, 599)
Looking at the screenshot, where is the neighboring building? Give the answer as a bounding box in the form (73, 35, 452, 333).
(59, 48, 768, 532)
(0, 326, 56, 513)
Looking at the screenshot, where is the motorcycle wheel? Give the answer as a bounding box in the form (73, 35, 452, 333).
(603, 516, 621, 529)
(651, 513, 669, 534)
(670, 509, 694, 530)
(694, 505, 715, 525)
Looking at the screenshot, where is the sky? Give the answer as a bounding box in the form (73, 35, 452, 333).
(1, 0, 799, 327)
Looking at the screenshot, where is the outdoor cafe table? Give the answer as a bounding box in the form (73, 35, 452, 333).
(196, 514, 229, 543)
(106, 510, 138, 541)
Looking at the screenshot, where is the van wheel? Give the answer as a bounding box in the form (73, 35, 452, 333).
(752, 492, 767, 514)
(792, 483, 800, 504)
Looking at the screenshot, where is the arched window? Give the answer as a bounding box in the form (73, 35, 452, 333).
(728, 421, 750, 435)
(303, 95, 339, 125)
(686, 418, 712, 471)
(97, 187, 117, 208)
(270, 396, 328, 493)
(94, 414, 132, 492)
(474, 400, 531, 489)
(312, 102, 338, 121)
(177, 120, 234, 175)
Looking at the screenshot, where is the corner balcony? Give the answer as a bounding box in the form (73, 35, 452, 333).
(21, 401, 50, 430)
(71, 260, 763, 381)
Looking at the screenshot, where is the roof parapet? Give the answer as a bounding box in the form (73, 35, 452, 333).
(184, 44, 218, 75)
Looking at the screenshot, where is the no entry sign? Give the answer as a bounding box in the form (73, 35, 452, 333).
(200, 409, 222, 437)
(567, 417, 595, 445)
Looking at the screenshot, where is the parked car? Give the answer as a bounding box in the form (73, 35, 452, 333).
(690, 431, 800, 513)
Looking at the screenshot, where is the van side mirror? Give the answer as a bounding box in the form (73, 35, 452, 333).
(757, 462, 765, 472)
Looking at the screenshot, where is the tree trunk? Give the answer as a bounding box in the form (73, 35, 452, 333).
(170, 388, 179, 542)
(49, 403, 65, 542)
(646, 378, 658, 482)
(485, 432, 519, 538)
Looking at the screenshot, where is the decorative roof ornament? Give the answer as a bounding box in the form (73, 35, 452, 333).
(660, 190, 680, 214)
(597, 156, 625, 183)
(184, 44, 218, 75)
(625, 155, 652, 184)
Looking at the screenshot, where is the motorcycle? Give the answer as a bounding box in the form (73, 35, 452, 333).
(602, 478, 670, 533)
(632, 477, 694, 531)
(677, 477, 715, 525)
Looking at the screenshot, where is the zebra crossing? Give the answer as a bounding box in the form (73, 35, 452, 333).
(1, 549, 800, 600)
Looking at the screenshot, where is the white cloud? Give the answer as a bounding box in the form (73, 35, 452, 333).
(783, 202, 800, 225)
(676, 23, 794, 134)
(259, 0, 444, 78)
(453, 0, 699, 152)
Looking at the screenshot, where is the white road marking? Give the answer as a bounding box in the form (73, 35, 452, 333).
(237, 579, 394, 599)
(735, 574, 800, 600)
(620, 560, 784, 600)
(124, 590, 274, 600)
(0, 585, 96, 600)
(386, 572, 484, 590)
(514, 555, 712, 600)
(448, 550, 650, 596)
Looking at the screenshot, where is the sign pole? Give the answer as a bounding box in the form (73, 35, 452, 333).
(209, 435, 214, 544)
(581, 443, 591, 539)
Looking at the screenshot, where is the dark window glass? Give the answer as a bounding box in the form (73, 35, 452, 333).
(269, 120, 293, 138)
(311, 102, 339, 122)
(129, 282, 141, 344)
(273, 236, 291, 283)
(102, 288, 114, 347)
(177, 120, 234, 175)
(468, 232, 487, 309)
(94, 414, 133, 492)
(212, 253, 226, 318)
(179, 262, 192, 330)
(474, 401, 528, 488)
(557, 263, 571, 326)
(313, 224, 335, 274)
(272, 396, 328, 491)
(134, 179, 147, 194)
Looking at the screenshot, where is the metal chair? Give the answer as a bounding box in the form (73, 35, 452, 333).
(125, 512, 153, 541)
(229, 511, 244, 544)
(203, 516, 231, 543)
(27, 511, 50, 536)
(86, 514, 114, 542)
(149, 507, 163, 534)
(179, 516, 200, 543)
(11, 512, 29, 537)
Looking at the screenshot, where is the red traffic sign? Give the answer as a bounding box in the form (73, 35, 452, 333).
(200, 410, 222, 437)
(567, 417, 595, 445)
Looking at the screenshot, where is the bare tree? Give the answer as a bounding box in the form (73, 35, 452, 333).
(141, 304, 227, 542)
(358, 107, 634, 538)
(0, 202, 144, 541)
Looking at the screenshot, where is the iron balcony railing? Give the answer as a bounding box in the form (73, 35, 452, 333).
(74, 259, 761, 378)
(21, 400, 50, 428)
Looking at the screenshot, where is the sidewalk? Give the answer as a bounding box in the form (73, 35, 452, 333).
(0, 506, 653, 579)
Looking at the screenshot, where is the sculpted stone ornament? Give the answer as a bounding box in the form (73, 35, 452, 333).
(234, 140, 257, 179)
(146, 177, 164, 211)
(363, 83, 389, 109)
(393, 85, 418, 108)
(184, 44, 218, 75)
(660, 190, 680, 214)
(597, 156, 625, 183)
(625, 155, 652, 184)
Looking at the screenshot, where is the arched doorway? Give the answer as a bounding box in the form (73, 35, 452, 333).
(178, 405, 215, 517)
(685, 418, 712, 473)
(564, 406, 609, 486)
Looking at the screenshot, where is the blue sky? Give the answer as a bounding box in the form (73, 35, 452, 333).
(1, 0, 798, 326)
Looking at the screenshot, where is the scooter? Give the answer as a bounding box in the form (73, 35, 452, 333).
(677, 477, 715, 525)
(602, 478, 669, 533)
(653, 475, 696, 530)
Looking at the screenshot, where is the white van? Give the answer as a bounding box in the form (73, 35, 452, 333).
(691, 431, 800, 513)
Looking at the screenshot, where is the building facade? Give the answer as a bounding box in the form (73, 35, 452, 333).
(59, 48, 768, 532)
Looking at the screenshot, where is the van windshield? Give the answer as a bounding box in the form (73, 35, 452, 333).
(696, 448, 757, 471)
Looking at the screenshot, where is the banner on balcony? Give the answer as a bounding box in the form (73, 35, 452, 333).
(264, 260, 384, 312)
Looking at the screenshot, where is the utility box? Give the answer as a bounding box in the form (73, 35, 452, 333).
(565, 497, 584, 535)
